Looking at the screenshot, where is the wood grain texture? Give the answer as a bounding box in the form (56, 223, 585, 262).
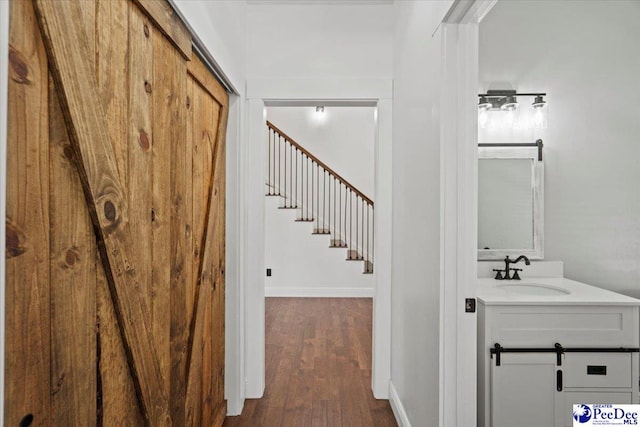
(168, 43, 190, 425)
(186, 79, 212, 395)
(8, 1, 227, 424)
(5, 1, 52, 425)
(97, 0, 129, 187)
(127, 0, 157, 409)
(49, 76, 97, 426)
(96, 266, 146, 426)
(34, 0, 170, 423)
(133, 0, 192, 60)
(95, 1, 145, 424)
(209, 85, 228, 427)
(187, 56, 229, 108)
(223, 299, 397, 427)
(184, 75, 204, 427)
(184, 55, 228, 426)
(200, 90, 220, 427)
(152, 28, 185, 414)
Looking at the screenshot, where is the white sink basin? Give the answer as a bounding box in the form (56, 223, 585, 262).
(497, 282, 571, 296)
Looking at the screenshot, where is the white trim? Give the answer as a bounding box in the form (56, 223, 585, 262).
(244, 99, 267, 399)
(247, 78, 392, 101)
(265, 99, 377, 108)
(265, 287, 374, 298)
(243, 78, 393, 404)
(372, 98, 392, 399)
(439, 0, 493, 424)
(224, 95, 245, 415)
(389, 381, 411, 427)
(0, 0, 9, 421)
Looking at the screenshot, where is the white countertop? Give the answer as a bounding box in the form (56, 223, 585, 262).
(477, 277, 640, 306)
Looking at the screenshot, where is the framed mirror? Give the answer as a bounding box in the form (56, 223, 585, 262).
(477, 142, 544, 260)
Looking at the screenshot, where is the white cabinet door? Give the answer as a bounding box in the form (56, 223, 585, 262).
(491, 353, 564, 427)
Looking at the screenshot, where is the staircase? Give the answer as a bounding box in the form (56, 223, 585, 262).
(266, 121, 374, 274)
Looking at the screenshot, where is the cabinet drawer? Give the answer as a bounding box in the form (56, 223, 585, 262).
(564, 353, 632, 388)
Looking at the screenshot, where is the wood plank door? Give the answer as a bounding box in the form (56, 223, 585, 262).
(5, 0, 228, 425)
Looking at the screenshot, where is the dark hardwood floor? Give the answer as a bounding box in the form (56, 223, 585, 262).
(224, 298, 397, 427)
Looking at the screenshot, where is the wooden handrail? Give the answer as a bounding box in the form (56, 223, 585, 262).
(266, 120, 374, 206)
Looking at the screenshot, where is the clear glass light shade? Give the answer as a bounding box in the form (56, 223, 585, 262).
(534, 107, 546, 128)
(479, 108, 489, 129)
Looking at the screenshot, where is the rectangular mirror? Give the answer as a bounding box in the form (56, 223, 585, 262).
(478, 144, 544, 260)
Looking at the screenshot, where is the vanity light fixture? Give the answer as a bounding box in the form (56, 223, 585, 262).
(532, 95, 547, 128)
(477, 90, 548, 129)
(315, 106, 325, 114)
(478, 96, 492, 110)
(532, 95, 546, 109)
(500, 95, 518, 111)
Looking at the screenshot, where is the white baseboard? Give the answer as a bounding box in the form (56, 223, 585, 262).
(265, 287, 374, 298)
(389, 381, 411, 427)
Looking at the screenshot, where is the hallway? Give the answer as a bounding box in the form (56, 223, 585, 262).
(224, 298, 396, 426)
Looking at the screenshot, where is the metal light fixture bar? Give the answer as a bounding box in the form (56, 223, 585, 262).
(478, 91, 547, 97)
(478, 90, 547, 111)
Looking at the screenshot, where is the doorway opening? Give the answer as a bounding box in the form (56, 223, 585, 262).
(264, 105, 376, 296)
(237, 102, 388, 423)
(243, 91, 393, 413)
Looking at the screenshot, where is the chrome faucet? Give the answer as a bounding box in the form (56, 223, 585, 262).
(493, 255, 531, 280)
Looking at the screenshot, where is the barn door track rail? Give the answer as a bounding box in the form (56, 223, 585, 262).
(491, 342, 640, 367)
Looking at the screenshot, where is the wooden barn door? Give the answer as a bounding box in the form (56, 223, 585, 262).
(5, 0, 228, 425)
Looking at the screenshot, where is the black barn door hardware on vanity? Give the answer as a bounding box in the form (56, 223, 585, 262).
(490, 342, 640, 367)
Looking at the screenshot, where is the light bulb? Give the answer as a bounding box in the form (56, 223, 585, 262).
(505, 109, 515, 128)
(478, 109, 488, 129)
(313, 106, 326, 125)
(534, 108, 544, 128)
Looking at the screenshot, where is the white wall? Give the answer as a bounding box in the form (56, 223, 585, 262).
(267, 106, 375, 196)
(264, 197, 374, 295)
(264, 106, 375, 294)
(173, 0, 247, 93)
(247, 2, 393, 79)
(391, 1, 453, 426)
(480, 0, 640, 297)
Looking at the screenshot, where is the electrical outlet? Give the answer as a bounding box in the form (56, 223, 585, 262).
(266, 268, 272, 277)
(465, 298, 476, 313)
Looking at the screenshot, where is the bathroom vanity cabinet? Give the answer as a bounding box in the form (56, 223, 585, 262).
(477, 278, 640, 427)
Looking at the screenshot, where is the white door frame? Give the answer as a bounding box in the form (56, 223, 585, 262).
(243, 78, 393, 402)
(439, 1, 496, 426)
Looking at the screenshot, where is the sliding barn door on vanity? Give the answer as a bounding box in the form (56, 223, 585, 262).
(6, 0, 228, 425)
